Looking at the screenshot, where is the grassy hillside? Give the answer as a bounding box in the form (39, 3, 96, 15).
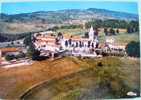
(18, 57, 140, 100)
(0, 57, 87, 99)
(0, 57, 140, 99)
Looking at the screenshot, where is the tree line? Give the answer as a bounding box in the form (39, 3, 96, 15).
(0, 30, 47, 42)
(85, 19, 139, 33)
(0, 32, 31, 42)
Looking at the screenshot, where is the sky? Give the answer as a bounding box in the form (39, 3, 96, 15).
(0, 1, 138, 15)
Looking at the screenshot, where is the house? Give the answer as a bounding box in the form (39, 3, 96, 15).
(0, 48, 21, 58)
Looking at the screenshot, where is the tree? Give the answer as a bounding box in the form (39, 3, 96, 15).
(85, 19, 138, 30)
(57, 32, 63, 39)
(127, 26, 132, 33)
(24, 33, 32, 46)
(26, 44, 35, 58)
(125, 41, 140, 57)
(24, 33, 42, 60)
(104, 28, 108, 36)
(116, 29, 119, 34)
(27, 43, 41, 60)
(109, 28, 116, 35)
(52, 26, 59, 31)
(65, 40, 68, 47)
(127, 21, 139, 33)
(84, 32, 89, 38)
(24, 33, 40, 60)
(130, 21, 139, 32)
(32, 50, 41, 60)
(5, 54, 15, 61)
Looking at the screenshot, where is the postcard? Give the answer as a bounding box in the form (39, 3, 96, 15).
(0, 0, 140, 99)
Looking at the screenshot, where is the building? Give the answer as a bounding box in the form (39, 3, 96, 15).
(33, 27, 126, 58)
(88, 26, 95, 41)
(0, 47, 22, 60)
(34, 27, 100, 58)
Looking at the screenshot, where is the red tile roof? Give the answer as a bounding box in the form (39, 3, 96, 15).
(0, 48, 20, 53)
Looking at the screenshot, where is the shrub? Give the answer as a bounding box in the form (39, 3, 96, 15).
(5, 54, 15, 61)
(97, 62, 103, 67)
(125, 41, 140, 57)
(16, 52, 26, 59)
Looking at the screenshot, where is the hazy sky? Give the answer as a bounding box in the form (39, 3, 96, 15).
(1, 1, 138, 15)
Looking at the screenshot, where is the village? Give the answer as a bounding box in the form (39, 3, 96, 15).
(0, 26, 127, 68)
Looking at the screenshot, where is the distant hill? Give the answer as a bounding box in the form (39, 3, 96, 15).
(1, 8, 138, 23)
(0, 8, 138, 34)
